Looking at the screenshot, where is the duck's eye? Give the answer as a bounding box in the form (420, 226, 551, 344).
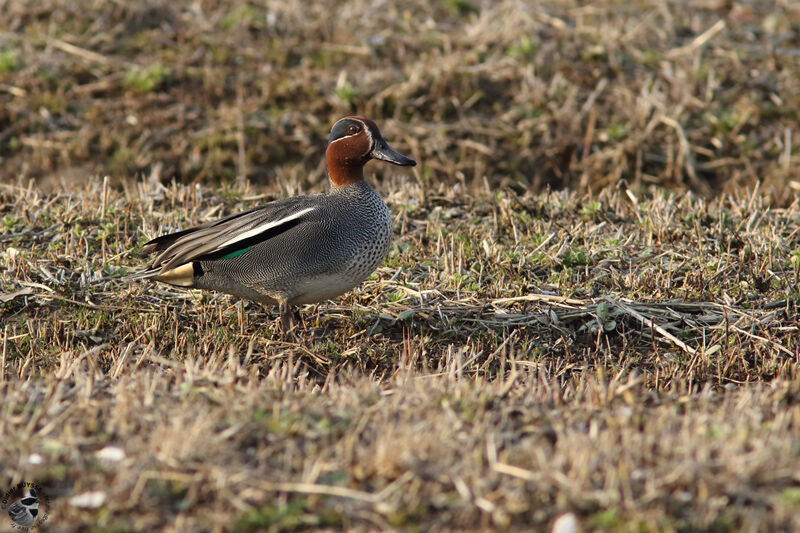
(347, 124, 360, 135)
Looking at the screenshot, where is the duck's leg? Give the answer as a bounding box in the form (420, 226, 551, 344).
(278, 298, 295, 332)
(250, 288, 294, 333)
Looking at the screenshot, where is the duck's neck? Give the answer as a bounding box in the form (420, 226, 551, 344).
(328, 162, 365, 187)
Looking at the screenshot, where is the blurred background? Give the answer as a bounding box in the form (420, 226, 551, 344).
(0, 0, 798, 201)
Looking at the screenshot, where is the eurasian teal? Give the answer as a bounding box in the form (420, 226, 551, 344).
(131, 116, 416, 329)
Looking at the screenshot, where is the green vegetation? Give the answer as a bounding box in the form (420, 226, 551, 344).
(334, 79, 358, 108)
(0, 49, 19, 74)
(123, 63, 170, 93)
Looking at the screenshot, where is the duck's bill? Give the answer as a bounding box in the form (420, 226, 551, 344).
(371, 140, 416, 166)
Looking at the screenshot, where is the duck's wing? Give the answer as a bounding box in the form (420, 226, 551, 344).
(130, 196, 320, 280)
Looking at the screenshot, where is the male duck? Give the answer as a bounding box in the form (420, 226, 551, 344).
(132, 116, 416, 329)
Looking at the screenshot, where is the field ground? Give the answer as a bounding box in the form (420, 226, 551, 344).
(2, 179, 799, 531)
(1, 0, 800, 531)
(1, 0, 800, 198)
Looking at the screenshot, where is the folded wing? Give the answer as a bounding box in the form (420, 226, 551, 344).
(131, 197, 317, 280)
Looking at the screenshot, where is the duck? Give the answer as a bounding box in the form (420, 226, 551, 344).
(130, 116, 416, 330)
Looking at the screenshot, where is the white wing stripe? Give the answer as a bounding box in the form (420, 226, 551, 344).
(214, 206, 315, 251)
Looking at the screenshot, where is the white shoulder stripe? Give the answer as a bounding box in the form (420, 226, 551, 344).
(363, 121, 373, 147)
(215, 206, 315, 251)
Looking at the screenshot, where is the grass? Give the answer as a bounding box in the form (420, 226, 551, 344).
(123, 63, 171, 94)
(1, 0, 800, 531)
(0, 1, 799, 197)
(1, 177, 799, 531)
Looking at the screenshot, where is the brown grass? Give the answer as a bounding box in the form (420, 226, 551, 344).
(1, 0, 800, 531)
(1, 1, 799, 198)
(2, 176, 799, 530)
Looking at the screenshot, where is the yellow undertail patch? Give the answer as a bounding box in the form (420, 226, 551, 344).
(153, 263, 195, 287)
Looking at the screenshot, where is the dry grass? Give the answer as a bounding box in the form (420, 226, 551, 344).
(1, 0, 800, 197)
(2, 0, 800, 531)
(1, 177, 799, 531)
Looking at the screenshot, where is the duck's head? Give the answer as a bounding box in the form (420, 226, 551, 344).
(325, 116, 416, 187)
